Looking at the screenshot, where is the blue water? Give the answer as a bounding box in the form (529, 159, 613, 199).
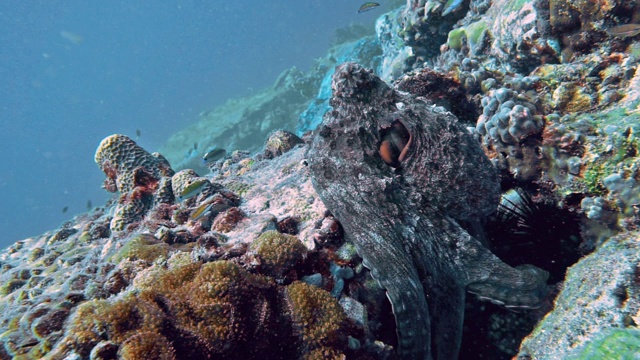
(0, 1, 388, 248)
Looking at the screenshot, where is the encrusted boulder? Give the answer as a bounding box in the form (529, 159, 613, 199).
(95, 134, 174, 193)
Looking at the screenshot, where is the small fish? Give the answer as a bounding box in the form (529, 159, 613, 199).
(203, 148, 226, 164)
(62, 206, 68, 213)
(179, 179, 209, 201)
(194, 142, 198, 150)
(86, 200, 92, 210)
(136, 129, 141, 138)
(358, 2, 380, 13)
(606, 24, 640, 38)
(190, 202, 214, 220)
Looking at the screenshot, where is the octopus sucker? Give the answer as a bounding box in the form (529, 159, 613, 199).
(307, 63, 549, 360)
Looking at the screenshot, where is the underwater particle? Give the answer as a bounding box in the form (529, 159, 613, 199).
(60, 30, 83, 44)
(357, 2, 379, 13)
(203, 148, 226, 164)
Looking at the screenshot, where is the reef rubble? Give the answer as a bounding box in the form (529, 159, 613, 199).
(2, 0, 640, 359)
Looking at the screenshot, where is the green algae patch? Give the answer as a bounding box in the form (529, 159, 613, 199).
(447, 21, 489, 52)
(447, 28, 466, 50)
(224, 180, 252, 197)
(466, 20, 488, 48)
(0, 279, 26, 296)
(571, 328, 640, 359)
(110, 234, 172, 263)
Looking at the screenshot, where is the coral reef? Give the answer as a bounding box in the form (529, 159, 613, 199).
(518, 231, 640, 359)
(95, 134, 174, 193)
(95, 134, 176, 231)
(3, 0, 640, 358)
(249, 230, 307, 280)
(262, 130, 304, 159)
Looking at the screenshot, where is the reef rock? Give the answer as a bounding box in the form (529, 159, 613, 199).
(518, 231, 640, 359)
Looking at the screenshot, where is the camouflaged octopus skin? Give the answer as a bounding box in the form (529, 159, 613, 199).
(306, 63, 549, 360)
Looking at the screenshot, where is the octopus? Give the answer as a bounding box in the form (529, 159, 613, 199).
(306, 63, 549, 360)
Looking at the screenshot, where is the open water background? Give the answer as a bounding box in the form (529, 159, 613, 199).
(0, 1, 390, 248)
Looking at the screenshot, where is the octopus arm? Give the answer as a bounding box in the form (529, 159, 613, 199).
(356, 231, 433, 360)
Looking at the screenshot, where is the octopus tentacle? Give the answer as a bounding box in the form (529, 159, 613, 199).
(358, 234, 432, 359)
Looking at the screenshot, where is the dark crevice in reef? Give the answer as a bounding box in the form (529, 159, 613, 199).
(486, 187, 583, 284)
(459, 186, 584, 359)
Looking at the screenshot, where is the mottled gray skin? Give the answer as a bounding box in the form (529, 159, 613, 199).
(306, 63, 549, 360)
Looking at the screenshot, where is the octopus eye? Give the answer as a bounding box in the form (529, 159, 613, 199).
(379, 120, 412, 167)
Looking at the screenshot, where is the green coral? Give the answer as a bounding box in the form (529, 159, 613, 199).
(250, 230, 307, 278)
(447, 21, 488, 51)
(571, 328, 640, 359)
(465, 20, 488, 48)
(447, 28, 466, 50)
(582, 161, 610, 196)
(109, 234, 172, 263)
